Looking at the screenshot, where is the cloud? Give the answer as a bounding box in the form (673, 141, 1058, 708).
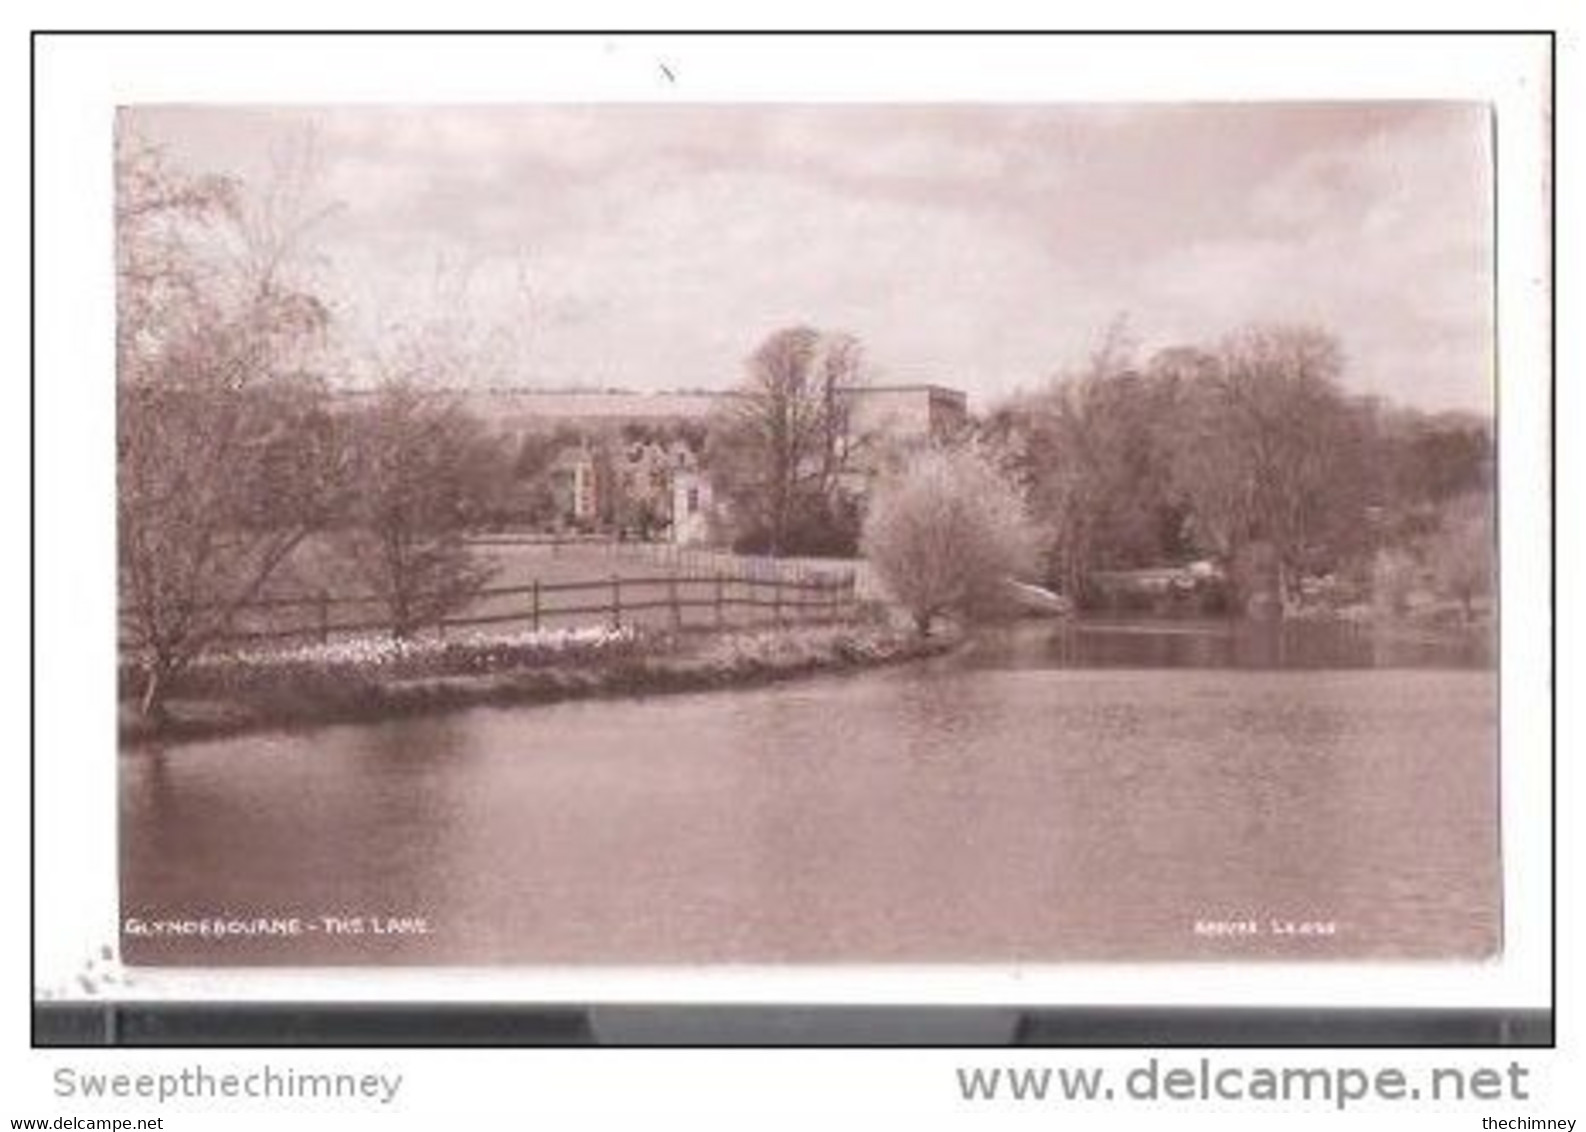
(123, 103, 1495, 411)
(1130, 106, 1493, 407)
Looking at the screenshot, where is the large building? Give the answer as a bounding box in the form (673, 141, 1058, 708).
(438, 384, 969, 443)
(844, 385, 969, 445)
(333, 383, 970, 543)
(337, 383, 967, 440)
(449, 389, 724, 434)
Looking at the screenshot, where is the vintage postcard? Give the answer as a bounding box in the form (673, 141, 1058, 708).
(110, 97, 1508, 972)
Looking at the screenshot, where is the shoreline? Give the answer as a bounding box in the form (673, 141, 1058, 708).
(120, 624, 958, 749)
(117, 610, 1491, 750)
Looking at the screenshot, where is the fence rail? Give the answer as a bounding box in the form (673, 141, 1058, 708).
(121, 568, 860, 650)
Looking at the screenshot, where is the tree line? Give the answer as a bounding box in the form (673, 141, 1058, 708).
(702, 319, 1493, 632)
(975, 322, 1493, 617)
(116, 138, 514, 717)
(117, 138, 1495, 715)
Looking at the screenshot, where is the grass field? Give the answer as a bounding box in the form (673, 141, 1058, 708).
(218, 537, 861, 643)
(461, 541, 853, 634)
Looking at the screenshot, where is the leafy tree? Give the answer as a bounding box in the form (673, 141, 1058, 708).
(1368, 406, 1494, 548)
(861, 446, 1038, 636)
(1427, 491, 1495, 620)
(1371, 546, 1419, 619)
(1399, 417, 1494, 503)
(513, 431, 558, 481)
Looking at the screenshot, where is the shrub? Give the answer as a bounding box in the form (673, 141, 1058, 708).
(861, 447, 1038, 636)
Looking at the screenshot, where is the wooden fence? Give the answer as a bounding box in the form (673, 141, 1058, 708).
(468, 534, 867, 591)
(126, 569, 861, 650)
(616, 540, 864, 589)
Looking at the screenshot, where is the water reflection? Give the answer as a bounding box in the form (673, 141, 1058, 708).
(967, 618, 1494, 671)
(120, 620, 1500, 966)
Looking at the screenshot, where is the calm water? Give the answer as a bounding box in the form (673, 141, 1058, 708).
(120, 621, 1499, 965)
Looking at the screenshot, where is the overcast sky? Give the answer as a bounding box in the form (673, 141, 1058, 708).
(125, 103, 1494, 412)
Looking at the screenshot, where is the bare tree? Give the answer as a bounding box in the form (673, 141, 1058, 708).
(116, 130, 341, 718)
(1015, 324, 1186, 603)
(1169, 323, 1367, 614)
(861, 446, 1038, 636)
(330, 380, 503, 640)
(707, 326, 867, 556)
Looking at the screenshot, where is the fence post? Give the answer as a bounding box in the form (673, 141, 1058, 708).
(532, 579, 541, 633)
(774, 575, 783, 628)
(317, 590, 330, 644)
(669, 574, 681, 631)
(611, 574, 622, 630)
(715, 572, 725, 629)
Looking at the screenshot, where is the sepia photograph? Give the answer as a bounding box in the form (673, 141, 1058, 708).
(112, 101, 1500, 969)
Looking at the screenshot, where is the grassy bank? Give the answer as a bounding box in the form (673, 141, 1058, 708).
(120, 623, 956, 747)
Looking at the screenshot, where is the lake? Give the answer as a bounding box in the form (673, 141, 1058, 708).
(120, 620, 1499, 965)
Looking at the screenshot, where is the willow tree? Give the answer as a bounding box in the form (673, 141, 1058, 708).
(116, 130, 341, 717)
